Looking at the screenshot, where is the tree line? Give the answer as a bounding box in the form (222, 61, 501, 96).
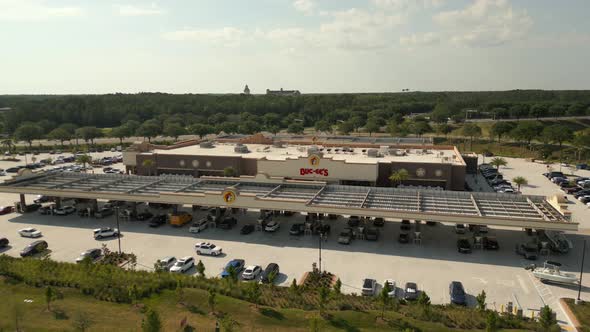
(1, 91, 590, 146)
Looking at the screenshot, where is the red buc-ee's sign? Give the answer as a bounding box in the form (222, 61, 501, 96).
(300, 168, 329, 176)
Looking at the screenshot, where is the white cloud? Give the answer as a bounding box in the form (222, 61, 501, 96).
(293, 0, 315, 14)
(373, 0, 444, 11)
(434, 0, 533, 47)
(0, 0, 82, 21)
(115, 3, 164, 17)
(162, 27, 245, 47)
(400, 32, 439, 47)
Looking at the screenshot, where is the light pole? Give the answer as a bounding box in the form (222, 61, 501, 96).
(578, 240, 586, 303)
(115, 206, 122, 254)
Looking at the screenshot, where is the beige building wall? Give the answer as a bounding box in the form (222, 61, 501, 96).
(257, 156, 378, 183)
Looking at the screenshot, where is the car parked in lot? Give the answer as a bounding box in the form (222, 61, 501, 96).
(189, 218, 209, 234)
(372, 217, 385, 227)
(289, 223, 305, 235)
(75, 248, 102, 263)
(404, 282, 419, 301)
(260, 263, 280, 284)
(449, 281, 467, 305)
(398, 232, 410, 243)
(19, 228, 42, 238)
(217, 217, 237, 230)
(264, 221, 280, 232)
(338, 228, 353, 244)
(95, 207, 114, 218)
(93, 227, 119, 239)
(54, 205, 76, 215)
(20, 240, 48, 257)
(136, 211, 154, 221)
(194, 242, 223, 256)
(34, 195, 52, 204)
(483, 236, 499, 250)
(242, 265, 262, 280)
(516, 243, 539, 260)
(0, 237, 9, 248)
(457, 238, 472, 254)
(0, 206, 14, 215)
(156, 256, 177, 271)
(361, 278, 377, 296)
(170, 256, 195, 273)
(400, 219, 411, 231)
(365, 227, 379, 241)
(383, 279, 396, 297)
(455, 224, 466, 234)
(148, 214, 167, 227)
(347, 216, 361, 227)
(39, 206, 53, 215)
(221, 259, 245, 278)
(240, 224, 255, 235)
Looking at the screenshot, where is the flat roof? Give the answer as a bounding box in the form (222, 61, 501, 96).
(0, 171, 575, 231)
(153, 143, 463, 165)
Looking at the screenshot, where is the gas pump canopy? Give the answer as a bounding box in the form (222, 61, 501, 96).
(0, 171, 577, 231)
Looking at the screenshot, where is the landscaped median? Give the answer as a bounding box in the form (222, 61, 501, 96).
(0, 255, 553, 331)
(562, 298, 590, 331)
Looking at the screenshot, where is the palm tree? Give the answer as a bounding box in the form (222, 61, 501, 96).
(388, 168, 409, 187)
(490, 157, 507, 172)
(142, 159, 155, 176)
(512, 176, 528, 192)
(76, 155, 92, 173)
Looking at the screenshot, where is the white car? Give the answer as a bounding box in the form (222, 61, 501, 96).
(264, 221, 280, 232)
(19, 228, 42, 238)
(93, 227, 119, 239)
(189, 219, 209, 234)
(383, 279, 396, 297)
(194, 242, 223, 256)
(170, 256, 195, 273)
(242, 265, 262, 280)
(54, 206, 76, 215)
(156, 256, 177, 271)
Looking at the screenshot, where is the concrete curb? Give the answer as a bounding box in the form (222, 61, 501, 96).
(559, 298, 581, 332)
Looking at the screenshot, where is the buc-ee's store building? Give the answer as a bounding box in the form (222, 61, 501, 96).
(124, 141, 468, 191)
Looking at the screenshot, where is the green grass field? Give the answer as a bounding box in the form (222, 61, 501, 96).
(0, 281, 541, 332)
(564, 299, 590, 332)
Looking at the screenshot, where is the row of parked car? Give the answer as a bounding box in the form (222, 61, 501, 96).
(543, 171, 590, 207)
(360, 278, 467, 305)
(479, 164, 515, 193)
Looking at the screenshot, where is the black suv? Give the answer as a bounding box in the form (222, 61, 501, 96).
(20, 240, 48, 257)
(260, 263, 280, 284)
(449, 281, 466, 305)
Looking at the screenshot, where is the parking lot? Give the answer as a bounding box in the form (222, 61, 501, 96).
(0, 152, 589, 327)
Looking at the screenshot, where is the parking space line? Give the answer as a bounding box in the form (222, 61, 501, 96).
(516, 274, 530, 294)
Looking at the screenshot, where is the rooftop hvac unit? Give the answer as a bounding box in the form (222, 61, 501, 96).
(234, 145, 249, 153)
(367, 149, 380, 158)
(199, 141, 214, 148)
(442, 156, 450, 162)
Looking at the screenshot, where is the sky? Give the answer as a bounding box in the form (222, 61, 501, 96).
(0, 0, 589, 94)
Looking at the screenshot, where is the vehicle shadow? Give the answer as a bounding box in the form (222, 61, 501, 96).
(6, 211, 590, 272)
(0, 245, 13, 253)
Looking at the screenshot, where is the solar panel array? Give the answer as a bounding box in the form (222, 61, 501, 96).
(2, 171, 569, 224)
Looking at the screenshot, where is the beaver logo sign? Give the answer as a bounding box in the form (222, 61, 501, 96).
(308, 154, 321, 167)
(222, 190, 237, 204)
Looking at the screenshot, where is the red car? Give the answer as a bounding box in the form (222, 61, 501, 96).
(0, 206, 14, 215)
